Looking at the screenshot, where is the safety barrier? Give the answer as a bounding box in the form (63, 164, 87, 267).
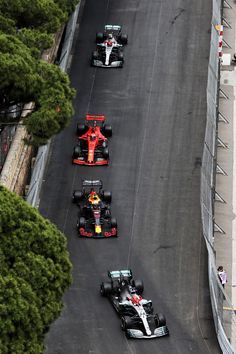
(26, 2, 80, 206)
(201, 0, 236, 352)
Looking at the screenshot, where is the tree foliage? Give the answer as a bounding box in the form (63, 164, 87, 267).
(25, 62, 75, 145)
(17, 28, 53, 58)
(0, 33, 39, 110)
(0, 186, 72, 353)
(0, 0, 78, 32)
(0, 0, 78, 145)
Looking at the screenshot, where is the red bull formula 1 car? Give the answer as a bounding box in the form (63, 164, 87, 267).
(72, 114, 112, 166)
(100, 270, 169, 339)
(72, 180, 117, 238)
(91, 25, 128, 68)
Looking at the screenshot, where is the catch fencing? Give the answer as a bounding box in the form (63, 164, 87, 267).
(201, 0, 236, 352)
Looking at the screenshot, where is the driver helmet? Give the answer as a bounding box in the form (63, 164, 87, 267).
(90, 133, 96, 141)
(131, 294, 142, 305)
(88, 193, 101, 205)
(108, 33, 113, 39)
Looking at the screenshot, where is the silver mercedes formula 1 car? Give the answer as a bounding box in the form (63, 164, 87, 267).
(91, 25, 128, 68)
(100, 270, 169, 339)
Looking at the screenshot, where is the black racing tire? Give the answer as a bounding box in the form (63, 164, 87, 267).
(134, 279, 144, 295)
(111, 217, 117, 228)
(96, 32, 104, 43)
(92, 50, 99, 60)
(120, 33, 128, 45)
(77, 123, 86, 136)
(78, 217, 86, 228)
(73, 145, 82, 159)
(72, 190, 84, 203)
(100, 281, 112, 296)
(118, 52, 124, 61)
(121, 316, 134, 331)
(102, 140, 108, 148)
(103, 190, 112, 203)
(103, 147, 109, 159)
(156, 313, 166, 327)
(103, 124, 112, 137)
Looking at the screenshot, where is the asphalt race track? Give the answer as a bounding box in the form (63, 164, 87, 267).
(40, 1, 222, 353)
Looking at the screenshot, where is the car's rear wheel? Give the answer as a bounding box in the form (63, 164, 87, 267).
(134, 279, 144, 295)
(72, 190, 84, 203)
(77, 123, 86, 136)
(120, 34, 128, 45)
(100, 281, 112, 296)
(103, 124, 112, 137)
(73, 146, 82, 159)
(96, 32, 104, 43)
(103, 190, 112, 203)
(155, 313, 166, 327)
(103, 147, 109, 159)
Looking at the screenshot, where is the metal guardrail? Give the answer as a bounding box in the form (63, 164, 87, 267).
(201, 0, 236, 352)
(26, 2, 80, 207)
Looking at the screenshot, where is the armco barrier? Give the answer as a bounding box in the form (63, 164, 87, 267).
(201, 0, 236, 352)
(26, 2, 80, 206)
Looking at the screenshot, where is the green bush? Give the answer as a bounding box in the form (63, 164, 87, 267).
(0, 186, 72, 353)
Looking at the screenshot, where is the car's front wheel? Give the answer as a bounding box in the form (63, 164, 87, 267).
(155, 313, 166, 327)
(73, 145, 82, 159)
(103, 147, 109, 159)
(121, 316, 134, 331)
(111, 217, 117, 228)
(92, 50, 99, 59)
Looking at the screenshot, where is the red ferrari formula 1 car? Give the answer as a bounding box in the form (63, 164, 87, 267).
(72, 115, 112, 166)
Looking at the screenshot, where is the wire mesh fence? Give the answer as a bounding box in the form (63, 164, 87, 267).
(201, 0, 236, 352)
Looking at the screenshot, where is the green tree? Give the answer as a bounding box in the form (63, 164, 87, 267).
(0, 33, 75, 144)
(0, 14, 15, 34)
(0, 0, 66, 33)
(26, 61, 75, 145)
(0, 186, 72, 353)
(54, 0, 78, 16)
(17, 28, 53, 58)
(0, 33, 40, 111)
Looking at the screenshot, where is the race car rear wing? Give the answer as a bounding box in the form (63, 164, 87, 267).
(105, 25, 121, 32)
(82, 180, 103, 188)
(108, 270, 132, 279)
(85, 114, 105, 127)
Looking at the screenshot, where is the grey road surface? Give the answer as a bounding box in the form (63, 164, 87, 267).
(40, 0, 221, 353)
